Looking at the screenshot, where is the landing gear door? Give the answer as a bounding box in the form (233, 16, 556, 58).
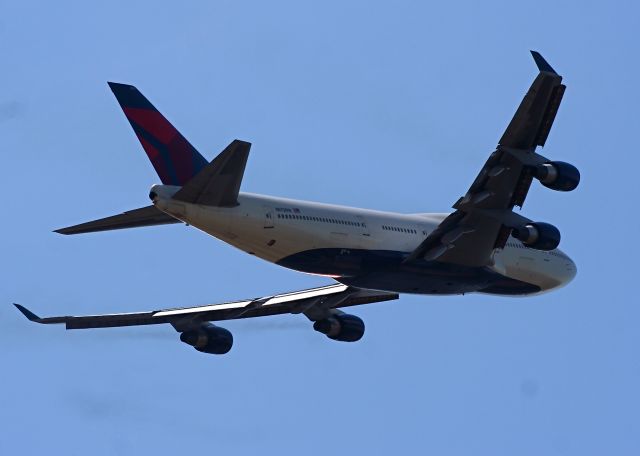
(264, 205, 275, 229)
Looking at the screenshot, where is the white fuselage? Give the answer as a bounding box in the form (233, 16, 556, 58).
(152, 186, 576, 296)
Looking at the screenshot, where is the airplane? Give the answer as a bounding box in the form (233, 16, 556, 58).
(14, 51, 579, 355)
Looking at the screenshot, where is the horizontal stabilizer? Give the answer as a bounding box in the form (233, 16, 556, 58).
(55, 205, 180, 235)
(173, 139, 251, 207)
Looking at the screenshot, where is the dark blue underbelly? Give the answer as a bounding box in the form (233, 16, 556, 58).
(276, 248, 539, 295)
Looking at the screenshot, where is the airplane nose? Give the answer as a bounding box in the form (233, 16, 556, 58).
(562, 255, 577, 285)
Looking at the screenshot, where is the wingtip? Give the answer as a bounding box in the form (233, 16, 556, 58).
(530, 50, 558, 74)
(14, 303, 41, 322)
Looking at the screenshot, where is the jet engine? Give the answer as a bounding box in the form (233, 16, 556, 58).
(534, 161, 580, 191)
(179, 323, 233, 354)
(512, 222, 560, 251)
(313, 314, 365, 342)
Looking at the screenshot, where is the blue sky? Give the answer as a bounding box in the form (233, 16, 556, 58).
(1, 1, 639, 454)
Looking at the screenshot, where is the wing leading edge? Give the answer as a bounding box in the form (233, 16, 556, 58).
(14, 284, 398, 331)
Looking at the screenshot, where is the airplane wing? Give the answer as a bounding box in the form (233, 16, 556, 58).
(14, 284, 398, 331)
(55, 205, 181, 235)
(405, 51, 566, 267)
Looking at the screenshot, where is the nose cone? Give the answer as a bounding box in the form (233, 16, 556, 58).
(559, 252, 577, 287)
(538, 249, 576, 293)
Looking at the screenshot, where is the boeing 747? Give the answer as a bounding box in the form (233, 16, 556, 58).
(15, 52, 579, 354)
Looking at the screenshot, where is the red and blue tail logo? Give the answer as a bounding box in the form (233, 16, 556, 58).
(108, 82, 208, 185)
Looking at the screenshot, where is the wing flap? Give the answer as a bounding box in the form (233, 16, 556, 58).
(55, 205, 180, 235)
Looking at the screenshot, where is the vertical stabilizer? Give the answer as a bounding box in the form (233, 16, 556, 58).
(108, 82, 208, 185)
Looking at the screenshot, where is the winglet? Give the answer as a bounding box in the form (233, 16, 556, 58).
(530, 50, 557, 74)
(14, 303, 42, 322)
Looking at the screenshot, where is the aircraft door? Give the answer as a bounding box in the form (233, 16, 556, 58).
(356, 216, 370, 237)
(264, 205, 275, 229)
(355, 215, 372, 248)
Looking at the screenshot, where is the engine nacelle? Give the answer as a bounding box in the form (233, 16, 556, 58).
(180, 323, 233, 354)
(534, 161, 580, 191)
(512, 222, 560, 251)
(313, 314, 365, 342)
